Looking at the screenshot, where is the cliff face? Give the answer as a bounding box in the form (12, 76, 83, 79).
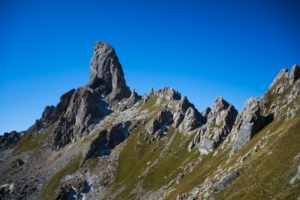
(26, 42, 132, 150)
(1, 42, 300, 200)
(88, 41, 131, 102)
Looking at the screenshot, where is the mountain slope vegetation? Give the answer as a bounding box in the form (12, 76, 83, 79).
(0, 42, 299, 200)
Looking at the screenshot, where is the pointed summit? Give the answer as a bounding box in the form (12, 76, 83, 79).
(88, 41, 131, 102)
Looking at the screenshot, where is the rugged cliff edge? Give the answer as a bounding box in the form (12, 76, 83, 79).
(1, 42, 300, 200)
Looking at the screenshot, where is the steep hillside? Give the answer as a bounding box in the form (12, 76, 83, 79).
(0, 42, 299, 200)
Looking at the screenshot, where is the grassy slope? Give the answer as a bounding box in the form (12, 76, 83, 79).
(108, 80, 300, 199)
(40, 152, 84, 199)
(13, 123, 55, 155)
(13, 78, 299, 199)
(165, 80, 300, 199)
(212, 109, 300, 200)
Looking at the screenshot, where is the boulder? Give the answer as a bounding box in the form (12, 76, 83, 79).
(212, 173, 239, 192)
(199, 138, 215, 154)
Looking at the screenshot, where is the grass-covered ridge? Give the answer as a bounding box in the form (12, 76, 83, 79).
(212, 109, 300, 199)
(13, 123, 55, 155)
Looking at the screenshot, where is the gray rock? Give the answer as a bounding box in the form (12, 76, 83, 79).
(269, 68, 288, 90)
(52, 89, 75, 122)
(82, 122, 131, 163)
(212, 173, 238, 192)
(174, 97, 190, 128)
(52, 87, 111, 150)
(199, 138, 215, 154)
(289, 165, 300, 185)
(289, 64, 300, 85)
(155, 87, 181, 100)
(118, 89, 141, 111)
(41, 105, 55, 125)
(149, 87, 154, 96)
(201, 107, 211, 119)
(230, 97, 271, 156)
(0, 130, 25, 151)
(88, 41, 131, 102)
(288, 79, 300, 103)
(147, 109, 173, 134)
(180, 107, 205, 133)
(49, 42, 134, 150)
(177, 97, 190, 114)
(190, 97, 237, 154)
(207, 97, 237, 130)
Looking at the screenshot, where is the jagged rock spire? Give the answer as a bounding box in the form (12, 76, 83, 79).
(150, 87, 154, 96)
(88, 41, 131, 102)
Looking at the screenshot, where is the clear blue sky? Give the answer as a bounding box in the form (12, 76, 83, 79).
(1, 0, 299, 134)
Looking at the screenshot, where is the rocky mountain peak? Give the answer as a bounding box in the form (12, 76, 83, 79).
(269, 64, 300, 94)
(230, 97, 270, 156)
(2, 41, 300, 200)
(189, 97, 237, 154)
(269, 68, 289, 90)
(88, 41, 131, 102)
(289, 64, 300, 85)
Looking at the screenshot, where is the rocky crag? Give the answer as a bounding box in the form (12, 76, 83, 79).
(1, 42, 300, 200)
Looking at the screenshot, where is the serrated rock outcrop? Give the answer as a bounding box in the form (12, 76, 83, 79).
(147, 109, 173, 135)
(83, 122, 131, 162)
(173, 97, 190, 128)
(0, 131, 25, 151)
(230, 97, 270, 156)
(189, 97, 237, 154)
(2, 41, 300, 200)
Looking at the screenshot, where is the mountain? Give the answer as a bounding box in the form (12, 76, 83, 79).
(0, 42, 300, 200)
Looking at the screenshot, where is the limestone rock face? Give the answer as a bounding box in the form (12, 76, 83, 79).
(201, 107, 211, 119)
(189, 97, 237, 154)
(289, 64, 300, 85)
(115, 88, 141, 111)
(52, 87, 110, 150)
(207, 97, 237, 130)
(269, 68, 289, 92)
(39, 42, 134, 150)
(180, 107, 205, 133)
(52, 89, 76, 122)
(83, 122, 131, 162)
(230, 97, 270, 156)
(261, 64, 300, 117)
(41, 106, 55, 125)
(288, 79, 300, 103)
(173, 95, 206, 132)
(173, 97, 190, 128)
(88, 41, 131, 102)
(147, 109, 173, 135)
(268, 65, 300, 95)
